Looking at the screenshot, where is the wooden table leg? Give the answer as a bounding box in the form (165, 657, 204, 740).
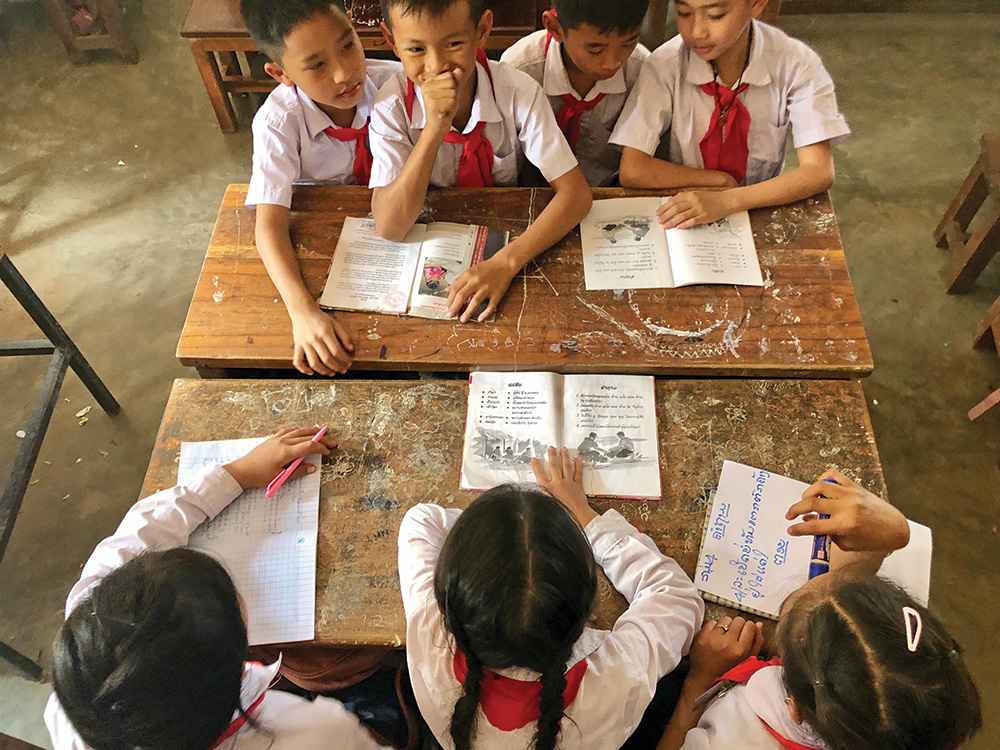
(94, 0, 138, 63)
(44, 0, 86, 65)
(190, 39, 238, 133)
(195, 365, 231, 379)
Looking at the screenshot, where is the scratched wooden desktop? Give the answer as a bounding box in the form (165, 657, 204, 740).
(141, 378, 885, 647)
(176, 185, 872, 378)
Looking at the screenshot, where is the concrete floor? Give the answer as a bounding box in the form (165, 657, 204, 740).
(1, 3, 998, 747)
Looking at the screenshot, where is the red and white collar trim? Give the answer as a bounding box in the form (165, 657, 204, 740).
(210, 657, 282, 748)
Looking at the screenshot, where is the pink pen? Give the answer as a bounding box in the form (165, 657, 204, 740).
(265, 426, 328, 498)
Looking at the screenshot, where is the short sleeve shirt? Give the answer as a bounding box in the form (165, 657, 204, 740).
(368, 58, 579, 188)
(246, 59, 401, 207)
(609, 21, 849, 185)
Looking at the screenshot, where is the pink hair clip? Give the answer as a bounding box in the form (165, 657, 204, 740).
(903, 606, 923, 652)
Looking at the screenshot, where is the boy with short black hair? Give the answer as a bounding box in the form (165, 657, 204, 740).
(241, 0, 401, 377)
(611, 0, 849, 231)
(369, 0, 592, 323)
(500, 0, 650, 186)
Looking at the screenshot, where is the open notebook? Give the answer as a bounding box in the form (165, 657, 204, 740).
(178, 438, 320, 645)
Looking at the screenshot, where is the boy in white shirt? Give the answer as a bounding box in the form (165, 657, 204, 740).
(610, 0, 849, 230)
(500, 0, 650, 187)
(370, 0, 592, 324)
(242, 0, 401, 377)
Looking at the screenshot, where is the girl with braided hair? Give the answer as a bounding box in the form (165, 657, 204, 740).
(398, 446, 704, 750)
(656, 470, 981, 750)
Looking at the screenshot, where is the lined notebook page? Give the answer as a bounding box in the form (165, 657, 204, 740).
(178, 438, 319, 645)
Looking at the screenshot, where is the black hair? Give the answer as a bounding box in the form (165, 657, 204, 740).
(240, 0, 349, 62)
(380, 0, 487, 30)
(52, 548, 249, 750)
(433, 485, 598, 750)
(778, 575, 982, 750)
(552, 0, 648, 35)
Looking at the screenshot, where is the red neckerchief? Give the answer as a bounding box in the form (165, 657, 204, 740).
(544, 24, 605, 152)
(209, 691, 267, 749)
(698, 80, 751, 184)
(405, 48, 496, 187)
(452, 649, 589, 731)
(714, 657, 817, 750)
(323, 120, 373, 186)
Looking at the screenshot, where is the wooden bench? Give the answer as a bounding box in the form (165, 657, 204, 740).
(176, 185, 873, 379)
(181, 0, 548, 133)
(141, 377, 886, 645)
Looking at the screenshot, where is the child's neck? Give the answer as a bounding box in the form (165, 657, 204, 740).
(319, 102, 358, 128)
(562, 47, 598, 99)
(711, 24, 753, 88)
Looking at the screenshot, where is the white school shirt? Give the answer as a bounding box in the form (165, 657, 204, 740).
(368, 58, 579, 188)
(43, 464, 389, 750)
(246, 59, 402, 208)
(500, 29, 649, 187)
(398, 503, 705, 750)
(609, 21, 850, 186)
(680, 666, 827, 750)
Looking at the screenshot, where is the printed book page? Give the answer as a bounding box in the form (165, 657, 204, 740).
(877, 520, 932, 606)
(319, 217, 425, 314)
(695, 461, 813, 619)
(667, 210, 763, 287)
(562, 375, 660, 499)
(460, 372, 562, 490)
(580, 197, 675, 291)
(178, 437, 320, 645)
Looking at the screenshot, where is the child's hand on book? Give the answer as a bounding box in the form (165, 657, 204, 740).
(687, 616, 765, 689)
(785, 469, 910, 552)
(657, 189, 737, 230)
(531, 446, 598, 527)
(420, 69, 461, 135)
(445, 254, 517, 323)
(290, 306, 355, 376)
(224, 428, 337, 490)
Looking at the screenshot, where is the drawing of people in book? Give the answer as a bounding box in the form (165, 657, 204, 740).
(474, 428, 545, 467)
(610, 431, 635, 459)
(419, 256, 461, 299)
(577, 432, 607, 461)
(595, 216, 653, 244)
(701, 216, 741, 237)
(576, 432, 648, 465)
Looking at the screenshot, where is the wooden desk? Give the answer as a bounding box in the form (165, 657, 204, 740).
(142, 378, 886, 646)
(181, 0, 547, 132)
(177, 185, 872, 379)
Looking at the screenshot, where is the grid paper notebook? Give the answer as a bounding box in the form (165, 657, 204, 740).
(179, 438, 320, 645)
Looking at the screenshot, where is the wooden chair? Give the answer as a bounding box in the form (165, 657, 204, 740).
(44, 0, 138, 65)
(933, 134, 1000, 293)
(0, 733, 46, 750)
(974, 292, 1000, 357)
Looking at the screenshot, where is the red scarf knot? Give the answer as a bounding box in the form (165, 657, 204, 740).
(323, 120, 373, 186)
(698, 80, 751, 184)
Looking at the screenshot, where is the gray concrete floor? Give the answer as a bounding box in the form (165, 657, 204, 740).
(1, 4, 998, 747)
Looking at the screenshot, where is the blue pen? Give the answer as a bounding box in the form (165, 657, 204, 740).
(807, 478, 837, 580)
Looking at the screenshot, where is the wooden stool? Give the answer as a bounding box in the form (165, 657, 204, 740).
(933, 133, 1000, 293)
(44, 0, 138, 65)
(974, 292, 1000, 357)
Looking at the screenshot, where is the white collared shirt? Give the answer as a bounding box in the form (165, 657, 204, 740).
(609, 21, 850, 185)
(501, 29, 649, 186)
(246, 59, 402, 207)
(368, 58, 579, 188)
(43, 464, 388, 750)
(680, 666, 827, 750)
(398, 503, 705, 750)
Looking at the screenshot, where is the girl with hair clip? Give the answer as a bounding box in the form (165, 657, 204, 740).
(397, 446, 705, 750)
(656, 470, 983, 750)
(44, 428, 392, 750)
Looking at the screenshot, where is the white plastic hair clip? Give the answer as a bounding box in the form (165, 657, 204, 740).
(903, 606, 923, 653)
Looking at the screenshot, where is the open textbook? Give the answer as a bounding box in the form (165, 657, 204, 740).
(581, 197, 763, 291)
(178, 437, 320, 645)
(695, 461, 933, 619)
(460, 372, 661, 499)
(319, 217, 509, 319)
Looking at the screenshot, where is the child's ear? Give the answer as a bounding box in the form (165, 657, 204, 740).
(787, 696, 804, 724)
(476, 9, 493, 49)
(541, 10, 565, 43)
(750, 0, 770, 19)
(264, 61, 294, 86)
(380, 20, 398, 56)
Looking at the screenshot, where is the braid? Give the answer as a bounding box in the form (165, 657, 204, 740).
(534, 645, 572, 750)
(450, 650, 485, 750)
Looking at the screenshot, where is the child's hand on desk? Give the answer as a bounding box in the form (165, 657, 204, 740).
(785, 469, 910, 553)
(687, 616, 765, 689)
(290, 306, 355, 376)
(531, 446, 598, 527)
(419, 70, 461, 135)
(445, 253, 518, 323)
(657, 187, 737, 230)
(224, 428, 337, 489)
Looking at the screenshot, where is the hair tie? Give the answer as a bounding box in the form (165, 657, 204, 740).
(903, 606, 923, 652)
